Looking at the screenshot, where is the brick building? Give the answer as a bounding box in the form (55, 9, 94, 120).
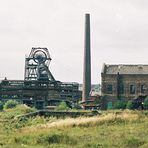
(101, 64, 148, 103)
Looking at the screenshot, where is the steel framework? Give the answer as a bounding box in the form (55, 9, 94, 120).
(24, 47, 55, 81)
(0, 47, 80, 109)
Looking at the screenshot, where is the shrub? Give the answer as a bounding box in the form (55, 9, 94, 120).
(126, 100, 135, 110)
(0, 101, 4, 110)
(55, 101, 70, 111)
(143, 97, 148, 109)
(113, 100, 126, 109)
(4, 100, 18, 109)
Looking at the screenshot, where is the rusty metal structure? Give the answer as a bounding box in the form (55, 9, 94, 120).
(0, 47, 80, 109)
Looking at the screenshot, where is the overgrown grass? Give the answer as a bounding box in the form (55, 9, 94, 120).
(0, 104, 36, 120)
(0, 108, 147, 147)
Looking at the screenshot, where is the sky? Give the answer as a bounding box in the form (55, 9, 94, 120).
(0, 0, 148, 84)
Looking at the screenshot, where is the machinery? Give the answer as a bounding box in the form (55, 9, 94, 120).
(0, 47, 80, 109)
(24, 47, 55, 81)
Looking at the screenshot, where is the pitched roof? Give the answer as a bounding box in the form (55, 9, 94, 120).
(104, 64, 148, 74)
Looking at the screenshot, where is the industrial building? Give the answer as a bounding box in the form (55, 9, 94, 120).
(0, 47, 80, 109)
(0, 13, 92, 109)
(101, 63, 148, 103)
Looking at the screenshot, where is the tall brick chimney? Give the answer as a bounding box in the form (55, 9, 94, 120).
(82, 13, 91, 101)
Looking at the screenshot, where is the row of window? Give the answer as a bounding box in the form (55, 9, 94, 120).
(106, 84, 147, 94)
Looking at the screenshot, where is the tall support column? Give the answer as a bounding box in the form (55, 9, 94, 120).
(82, 13, 91, 101)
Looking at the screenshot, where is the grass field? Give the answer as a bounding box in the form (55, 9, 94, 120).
(0, 105, 148, 148)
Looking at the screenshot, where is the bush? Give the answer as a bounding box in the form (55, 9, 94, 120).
(143, 97, 148, 109)
(113, 100, 126, 109)
(55, 101, 70, 111)
(4, 100, 18, 109)
(0, 101, 4, 110)
(126, 100, 135, 110)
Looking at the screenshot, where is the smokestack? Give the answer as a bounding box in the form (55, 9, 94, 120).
(82, 13, 91, 101)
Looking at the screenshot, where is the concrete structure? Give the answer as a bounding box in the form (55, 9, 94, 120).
(82, 13, 91, 101)
(101, 64, 148, 103)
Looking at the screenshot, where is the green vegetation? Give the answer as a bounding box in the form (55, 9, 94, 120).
(55, 101, 70, 111)
(144, 97, 148, 109)
(0, 104, 36, 120)
(0, 105, 147, 147)
(113, 100, 126, 109)
(126, 100, 135, 109)
(0, 101, 4, 110)
(4, 100, 18, 109)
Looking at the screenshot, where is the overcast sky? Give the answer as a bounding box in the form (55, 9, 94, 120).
(0, 0, 148, 84)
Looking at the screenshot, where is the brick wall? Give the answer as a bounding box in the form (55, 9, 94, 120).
(101, 73, 148, 102)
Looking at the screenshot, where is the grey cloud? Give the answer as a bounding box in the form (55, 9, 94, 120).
(0, 0, 148, 83)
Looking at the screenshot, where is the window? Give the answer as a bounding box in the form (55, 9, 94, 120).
(119, 84, 124, 94)
(107, 84, 113, 94)
(130, 85, 136, 94)
(141, 85, 146, 93)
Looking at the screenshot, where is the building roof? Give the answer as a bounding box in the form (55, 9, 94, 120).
(102, 64, 148, 74)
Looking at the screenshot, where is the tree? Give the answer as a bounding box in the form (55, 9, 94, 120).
(4, 100, 18, 109)
(143, 97, 148, 109)
(126, 100, 135, 110)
